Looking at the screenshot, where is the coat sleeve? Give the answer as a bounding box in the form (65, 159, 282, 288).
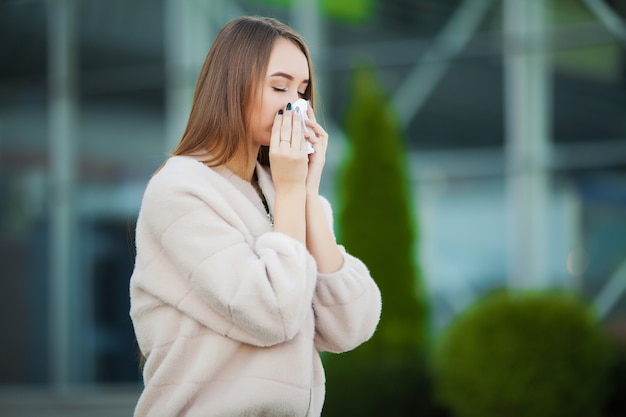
(313, 250, 382, 353)
(311, 197, 382, 353)
(134, 174, 318, 348)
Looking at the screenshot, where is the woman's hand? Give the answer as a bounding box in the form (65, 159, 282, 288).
(269, 102, 339, 271)
(303, 104, 328, 196)
(268, 104, 308, 243)
(269, 105, 309, 192)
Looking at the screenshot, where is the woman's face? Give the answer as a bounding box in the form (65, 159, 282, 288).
(248, 37, 310, 147)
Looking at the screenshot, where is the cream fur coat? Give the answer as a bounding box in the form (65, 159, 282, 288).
(129, 156, 382, 417)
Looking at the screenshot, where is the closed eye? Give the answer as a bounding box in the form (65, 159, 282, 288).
(273, 87, 287, 92)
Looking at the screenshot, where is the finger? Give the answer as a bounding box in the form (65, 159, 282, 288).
(270, 109, 284, 149)
(306, 101, 316, 123)
(308, 123, 328, 154)
(304, 119, 316, 135)
(280, 103, 293, 146)
(305, 120, 327, 140)
(292, 106, 304, 151)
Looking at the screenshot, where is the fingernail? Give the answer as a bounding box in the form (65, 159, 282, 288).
(286, 102, 292, 111)
(278, 109, 283, 115)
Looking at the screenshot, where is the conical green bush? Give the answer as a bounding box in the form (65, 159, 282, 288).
(323, 63, 433, 416)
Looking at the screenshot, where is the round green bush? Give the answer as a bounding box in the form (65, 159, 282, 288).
(433, 290, 613, 417)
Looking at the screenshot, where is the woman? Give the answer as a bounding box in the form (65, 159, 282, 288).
(130, 16, 381, 417)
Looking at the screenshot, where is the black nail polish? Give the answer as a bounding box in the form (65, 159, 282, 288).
(278, 109, 283, 115)
(286, 102, 292, 111)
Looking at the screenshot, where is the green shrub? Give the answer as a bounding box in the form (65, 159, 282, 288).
(323, 63, 432, 416)
(334, 63, 428, 359)
(433, 290, 613, 417)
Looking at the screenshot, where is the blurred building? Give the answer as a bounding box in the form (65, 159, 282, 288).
(0, 0, 625, 414)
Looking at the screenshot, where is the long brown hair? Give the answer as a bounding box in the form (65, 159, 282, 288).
(171, 16, 316, 167)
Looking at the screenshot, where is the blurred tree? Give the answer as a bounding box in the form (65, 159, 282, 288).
(433, 289, 613, 417)
(322, 64, 435, 416)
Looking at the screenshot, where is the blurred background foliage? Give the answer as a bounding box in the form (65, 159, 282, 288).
(323, 63, 433, 416)
(1, 0, 626, 416)
(434, 290, 613, 417)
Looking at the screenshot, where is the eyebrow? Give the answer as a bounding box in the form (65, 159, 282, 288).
(269, 72, 309, 84)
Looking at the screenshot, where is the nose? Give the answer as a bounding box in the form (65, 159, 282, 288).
(289, 92, 300, 105)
